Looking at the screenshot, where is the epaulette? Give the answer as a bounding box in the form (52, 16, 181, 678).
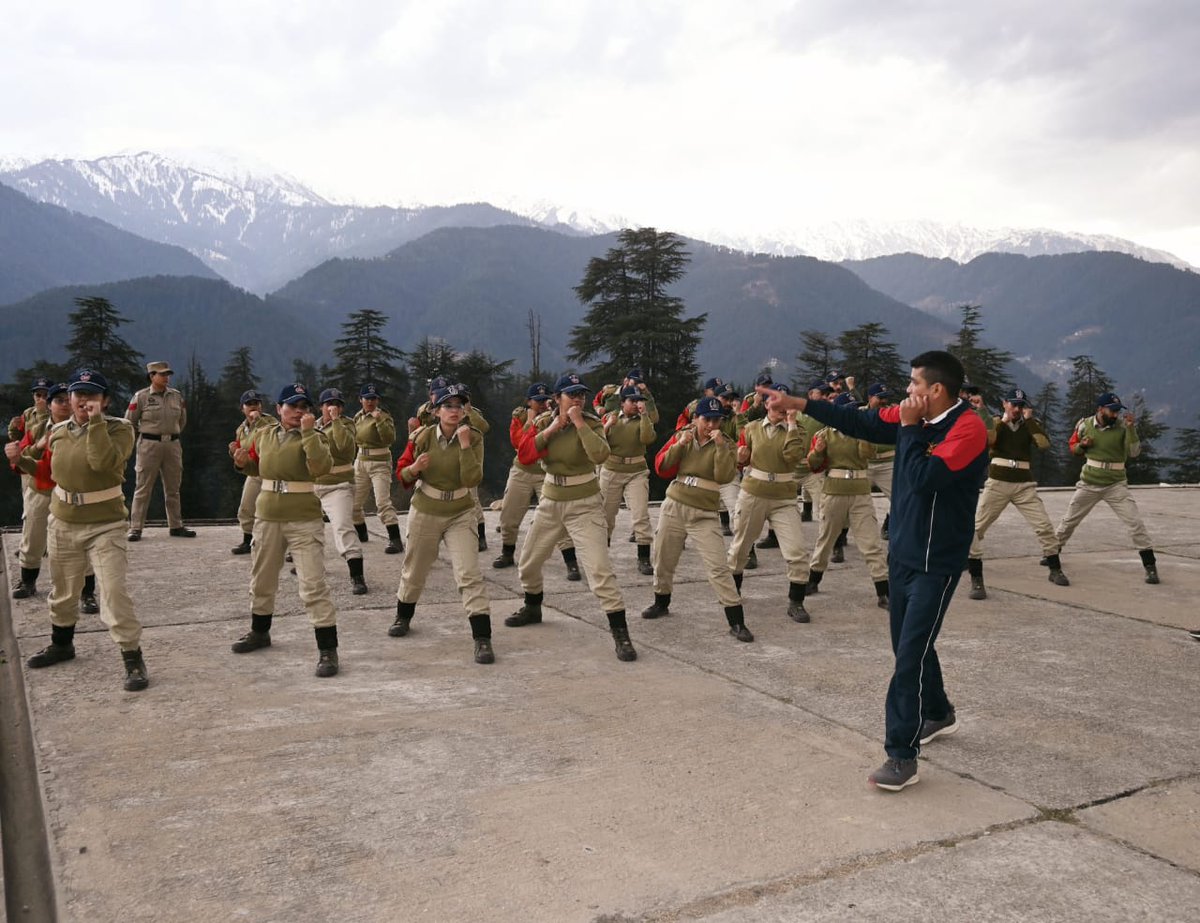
(533, 410, 557, 427)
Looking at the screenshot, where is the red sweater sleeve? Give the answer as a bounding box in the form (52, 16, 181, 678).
(931, 412, 987, 472)
(394, 439, 418, 487)
(879, 406, 902, 424)
(508, 416, 525, 450)
(655, 434, 681, 479)
(517, 424, 548, 466)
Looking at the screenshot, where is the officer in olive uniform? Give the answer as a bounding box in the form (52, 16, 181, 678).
(796, 379, 833, 523)
(231, 383, 341, 677)
(126, 360, 194, 541)
(352, 383, 403, 554)
(599, 386, 657, 574)
(1055, 392, 1160, 584)
(727, 384, 813, 623)
(641, 397, 754, 641)
(23, 369, 149, 691)
(595, 367, 661, 422)
(7, 377, 50, 443)
(228, 390, 276, 555)
(392, 384, 494, 663)
(966, 387, 1068, 599)
(505, 373, 637, 662)
(315, 388, 368, 595)
(7, 378, 52, 596)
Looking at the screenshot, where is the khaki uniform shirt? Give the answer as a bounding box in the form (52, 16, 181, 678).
(242, 422, 332, 521)
(740, 418, 805, 501)
(38, 415, 135, 524)
(315, 416, 357, 485)
(525, 411, 609, 501)
(809, 428, 873, 496)
(127, 386, 187, 435)
(354, 408, 397, 451)
(1073, 415, 1140, 486)
(660, 427, 736, 512)
(398, 424, 484, 516)
(602, 411, 655, 473)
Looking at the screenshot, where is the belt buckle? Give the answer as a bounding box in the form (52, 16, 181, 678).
(272, 480, 288, 493)
(682, 476, 697, 487)
(440, 489, 455, 501)
(68, 491, 85, 506)
(765, 471, 776, 482)
(551, 475, 566, 486)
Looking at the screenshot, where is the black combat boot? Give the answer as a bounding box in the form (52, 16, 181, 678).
(745, 546, 758, 570)
(636, 544, 654, 576)
(348, 556, 368, 595)
(492, 544, 516, 569)
(355, 522, 369, 542)
(389, 601, 415, 637)
(880, 513, 890, 540)
(80, 573, 99, 614)
(232, 614, 273, 653)
(733, 572, 743, 593)
(231, 532, 253, 555)
(477, 521, 488, 552)
(874, 578, 890, 610)
(1140, 549, 1160, 585)
(641, 593, 671, 619)
(385, 523, 404, 555)
(608, 611, 638, 661)
(122, 648, 149, 691)
(831, 528, 848, 564)
(469, 613, 494, 664)
(967, 558, 987, 600)
(562, 548, 581, 582)
(12, 566, 38, 599)
(806, 569, 824, 594)
(505, 592, 544, 627)
(787, 581, 810, 623)
(725, 605, 753, 642)
(756, 529, 779, 549)
(719, 510, 733, 536)
(801, 500, 813, 522)
(27, 624, 76, 668)
(314, 625, 339, 677)
(1045, 553, 1070, 587)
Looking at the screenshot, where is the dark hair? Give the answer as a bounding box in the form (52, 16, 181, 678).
(910, 350, 965, 396)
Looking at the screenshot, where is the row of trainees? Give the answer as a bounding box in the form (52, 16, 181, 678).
(6, 364, 1175, 695)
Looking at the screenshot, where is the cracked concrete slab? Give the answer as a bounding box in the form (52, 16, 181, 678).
(1078, 780, 1200, 873)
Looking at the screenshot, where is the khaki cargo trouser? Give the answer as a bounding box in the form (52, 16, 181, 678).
(867, 459, 894, 498)
(719, 478, 741, 529)
(1055, 480, 1153, 551)
(48, 518, 141, 650)
(812, 492, 887, 579)
(130, 437, 183, 529)
(971, 478, 1059, 558)
(398, 506, 489, 616)
(315, 482, 362, 561)
(353, 457, 398, 527)
(653, 497, 740, 607)
(798, 471, 825, 519)
(728, 490, 811, 584)
(250, 518, 337, 627)
(236, 475, 262, 535)
(599, 467, 652, 544)
(497, 465, 572, 552)
(517, 492, 623, 612)
(19, 478, 51, 569)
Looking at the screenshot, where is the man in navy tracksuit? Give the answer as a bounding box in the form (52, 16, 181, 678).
(762, 351, 988, 791)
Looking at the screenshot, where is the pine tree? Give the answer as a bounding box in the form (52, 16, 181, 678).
(1126, 393, 1169, 485)
(217, 346, 260, 407)
(66, 296, 144, 401)
(178, 356, 241, 520)
(946, 304, 1014, 405)
(331, 309, 408, 402)
(405, 338, 461, 394)
(1168, 418, 1200, 483)
(793, 330, 838, 390)
(1029, 381, 1067, 486)
(836, 322, 906, 394)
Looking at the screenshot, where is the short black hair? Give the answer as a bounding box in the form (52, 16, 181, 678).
(910, 350, 965, 396)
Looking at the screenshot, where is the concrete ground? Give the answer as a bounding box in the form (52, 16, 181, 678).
(2, 486, 1198, 922)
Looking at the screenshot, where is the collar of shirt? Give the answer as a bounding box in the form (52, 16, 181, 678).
(1092, 414, 1116, 430)
(925, 398, 963, 426)
(435, 427, 457, 447)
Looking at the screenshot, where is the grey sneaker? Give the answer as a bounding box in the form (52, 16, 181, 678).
(868, 757, 919, 791)
(919, 711, 959, 745)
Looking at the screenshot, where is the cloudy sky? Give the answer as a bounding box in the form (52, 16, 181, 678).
(5, 0, 1199, 261)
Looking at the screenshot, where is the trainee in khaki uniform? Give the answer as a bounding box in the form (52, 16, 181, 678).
(726, 384, 813, 623)
(390, 384, 495, 663)
(7, 378, 52, 597)
(23, 369, 149, 691)
(228, 390, 276, 555)
(742, 374, 783, 554)
(797, 380, 835, 523)
(967, 387, 1070, 600)
(715, 384, 744, 537)
(599, 386, 657, 575)
(8, 383, 100, 612)
(411, 376, 493, 551)
(230, 383, 341, 677)
(126, 360, 195, 541)
(492, 383, 578, 577)
(806, 394, 890, 608)
(504, 373, 637, 662)
(595, 367, 660, 423)
(641, 397, 754, 641)
(315, 388, 368, 595)
(352, 382, 403, 554)
(1055, 391, 1161, 585)
(864, 383, 897, 538)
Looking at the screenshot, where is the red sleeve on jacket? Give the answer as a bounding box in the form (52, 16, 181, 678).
(509, 415, 525, 450)
(1068, 427, 1083, 455)
(394, 438, 418, 486)
(248, 442, 260, 464)
(674, 410, 691, 431)
(654, 435, 681, 479)
(807, 433, 829, 474)
(738, 398, 751, 414)
(879, 406, 902, 424)
(516, 424, 548, 466)
(931, 412, 987, 472)
(11, 429, 33, 473)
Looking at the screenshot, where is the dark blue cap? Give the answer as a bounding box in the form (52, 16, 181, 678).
(693, 396, 725, 419)
(626, 367, 644, 382)
(427, 376, 450, 392)
(553, 373, 590, 394)
(239, 390, 263, 405)
(1004, 387, 1029, 406)
(278, 383, 312, 405)
(867, 383, 892, 399)
(619, 386, 643, 401)
(770, 383, 791, 395)
(1096, 391, 1125, 411)
(433, 384, 469, 407)
(319, 388, 345, 405)
(825, 369, 844, 383)
(48, 382, 69, 400)
(755, 373, 774, 387)
(359, 383, 381, 398)
(717, 383, 737, 398)
(703, 376, 724, 392)
(67, 369, 108, 394)
(526, 382, 551, 400)
(32, 377, 53, 392)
